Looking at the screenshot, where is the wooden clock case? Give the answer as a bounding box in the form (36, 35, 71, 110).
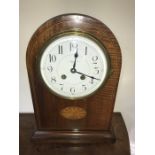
(26, 14, 122, 144)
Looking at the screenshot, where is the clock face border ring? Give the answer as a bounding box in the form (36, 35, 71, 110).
(37, 31, 111, 100)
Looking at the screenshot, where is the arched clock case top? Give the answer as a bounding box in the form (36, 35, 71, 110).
(26, 14, 121, 144)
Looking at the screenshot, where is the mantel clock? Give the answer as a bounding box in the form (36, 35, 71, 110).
(26, 14, 121, 144)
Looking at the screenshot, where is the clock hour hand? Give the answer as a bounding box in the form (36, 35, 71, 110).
(72, 50, 78, 69)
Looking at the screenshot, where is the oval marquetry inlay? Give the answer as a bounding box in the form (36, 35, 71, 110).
(60, 106, 87, 120)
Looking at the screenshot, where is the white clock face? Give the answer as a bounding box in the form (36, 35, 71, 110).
(40, 33, 110, 99)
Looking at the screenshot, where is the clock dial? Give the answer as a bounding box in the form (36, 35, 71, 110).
(40, 33, 110, 99)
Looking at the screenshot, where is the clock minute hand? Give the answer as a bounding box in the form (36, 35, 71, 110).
(75, 70, 101, 81)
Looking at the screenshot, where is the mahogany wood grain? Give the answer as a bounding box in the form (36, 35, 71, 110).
(26, 14, 122, 143)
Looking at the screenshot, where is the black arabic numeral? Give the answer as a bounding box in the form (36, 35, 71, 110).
(70, 87, 75, 94)
(92, 56, 98, 64)
(49, 54, 56, 62)
(70, 42, 78, 52)
(51, 76, 56, 83)
(90, 78, 94, 84)
(94, 67, 100, 74)
(47, 66, 53, 72)
(82, 85, 87, 91)
(58, 45, 63, 54)
(85, 46, 88, 55)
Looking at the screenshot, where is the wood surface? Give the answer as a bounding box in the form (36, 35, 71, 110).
(19, 113, 130, 155)
(26, 14, 122, 142)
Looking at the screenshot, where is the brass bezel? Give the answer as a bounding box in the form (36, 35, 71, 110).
(37, 30, 112, 100)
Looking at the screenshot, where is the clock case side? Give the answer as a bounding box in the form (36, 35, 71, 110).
(26, 14, 122, 144)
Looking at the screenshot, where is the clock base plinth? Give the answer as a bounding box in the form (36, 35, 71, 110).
(20, 113, 131, 155)
(31, 130, 116, 144)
